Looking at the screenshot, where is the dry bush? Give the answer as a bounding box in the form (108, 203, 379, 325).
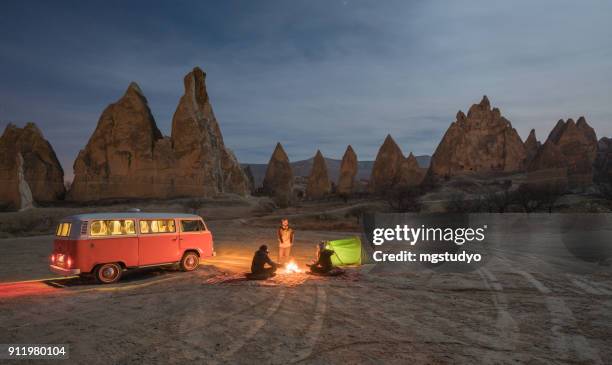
(385, 186, 424, 212)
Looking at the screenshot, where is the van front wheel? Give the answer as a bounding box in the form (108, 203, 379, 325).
(95, 263, 122, 284)
(180, 252, 200, 271)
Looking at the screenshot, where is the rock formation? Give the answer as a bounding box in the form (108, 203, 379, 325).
(262, 143, 293, 200)
(527, 141, 568, 187)
(243, 165, 255, 193)
(337, 145, 358, 195)
(530, 117, 598, 188)
(397, 152, 426, 188)
(306, 150, 331, 199)
(16, 153, 34, 211)
(428, 96, 527, 180)
(0, 123, 65, 209)
(171, 67, 249, 196)
(524, 129, 541, 165)
(369, 135, 405, 193)
(69, 67, 249, 201)
(595, 137, 612, 184)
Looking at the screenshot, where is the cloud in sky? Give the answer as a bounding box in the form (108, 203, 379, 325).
(1, 0, 611, 180)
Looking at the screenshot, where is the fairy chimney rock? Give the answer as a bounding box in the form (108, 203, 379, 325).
(529, 117, 597, 188)
(170, 67, 249, 196)
(369, 134, 405, 193)
(428, 96, 527, 180)
(262, 143, 294, 199)
(524, 129, 541, 165)
(397, 152, 426, 188)
(69, 67, 250, 201)
(0, 123, 65, 209)
(306, 150, 331, 199)
(337, 145, 358, 195)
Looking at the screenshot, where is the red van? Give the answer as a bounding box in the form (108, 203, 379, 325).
(49, 213, 214, 284)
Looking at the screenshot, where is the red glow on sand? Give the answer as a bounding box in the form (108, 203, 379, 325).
(0, 281, 61, 300)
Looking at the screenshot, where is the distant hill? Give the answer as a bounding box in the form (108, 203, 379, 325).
(243, 155, 431, 188)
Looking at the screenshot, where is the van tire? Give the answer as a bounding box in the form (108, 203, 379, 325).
(180, 252, 200, 271)
(95, 263, 122, 284)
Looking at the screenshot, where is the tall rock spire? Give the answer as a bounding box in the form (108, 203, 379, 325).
(337, 145, 358, 195)
(369, 134, 405, 193)
(306, 150, 331, 199)
(262, 142, 293, 200)
(69, 67, 250, 201)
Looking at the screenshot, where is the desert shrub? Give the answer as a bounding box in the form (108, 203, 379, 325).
(482, 181, 515, 213)
(385, 186, 424, 212)
(446, 193, 469, 213)
(514, 182, 566, 213)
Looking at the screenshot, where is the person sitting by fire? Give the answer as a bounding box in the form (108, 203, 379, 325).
(247, 245, 278, 280)
(308, 241, 343, 276)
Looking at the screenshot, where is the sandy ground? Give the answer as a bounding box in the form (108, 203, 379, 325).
(0, 209, 611, 364)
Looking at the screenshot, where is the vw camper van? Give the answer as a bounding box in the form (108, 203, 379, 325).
(49, 213, 214, 284)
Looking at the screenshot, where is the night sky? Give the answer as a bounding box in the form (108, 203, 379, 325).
(1, 0, 611, 180)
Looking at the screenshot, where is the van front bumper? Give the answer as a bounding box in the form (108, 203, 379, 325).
(49, 265, 81, 276)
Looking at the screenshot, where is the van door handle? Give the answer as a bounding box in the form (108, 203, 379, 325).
(172, 238, 177, 241)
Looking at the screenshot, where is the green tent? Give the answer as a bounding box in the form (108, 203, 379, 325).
(325, 236, 363, 266)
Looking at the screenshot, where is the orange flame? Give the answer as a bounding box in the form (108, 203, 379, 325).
(283, 260, 302, 274)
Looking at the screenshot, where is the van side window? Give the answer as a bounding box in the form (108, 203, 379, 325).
(90, 220, 136, 236)
(139, 220, 176, 234)
(181, 220, 205, 232)
(55, 222, 72, 237)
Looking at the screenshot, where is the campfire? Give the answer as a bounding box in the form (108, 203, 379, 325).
(283, 260, 302, 274)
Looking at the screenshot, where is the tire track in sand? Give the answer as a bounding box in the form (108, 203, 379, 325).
(515, 269, 603, 364)
(477, 268, 520, 351)
(292, 284, 327, 363)
(492, 255, 603, 364)
(209, 288, 287, 364)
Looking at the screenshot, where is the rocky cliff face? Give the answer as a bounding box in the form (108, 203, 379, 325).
(397, 152, 426, 188)
(595, 137, 612, 184)
(262, 143, 293, 200)
(337, 145, 358, 195)
(530, 117, 598, 188)
(428, 96, 527, 180)
(524, 129, 541, 165)
(306, 150, 331, 199)
(369, 135, 405, 193)
(69, 67, 249, 201)
(0, 123, 65, 209)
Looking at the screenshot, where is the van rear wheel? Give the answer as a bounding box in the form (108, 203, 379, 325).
(180, 252, 200, 271)
(95, 263, 122, 284)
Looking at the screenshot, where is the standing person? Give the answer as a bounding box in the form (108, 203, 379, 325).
(277, 218, 294, 264)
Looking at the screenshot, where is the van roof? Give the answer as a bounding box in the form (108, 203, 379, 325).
(64, 212, 203, 221)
